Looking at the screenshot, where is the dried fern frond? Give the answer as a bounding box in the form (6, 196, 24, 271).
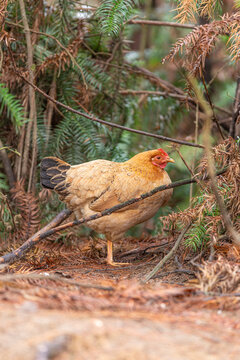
(10, 180, 40, 243)
(37, 25, 86, 75)
(174, 0, 197, 24)
(163, 138, 240, 250)
(0, 0, 7, 31)
(175, 0, 223, 23)
(228, 16, 240, 61)
(196, 257, 240, 294)
(163, 13, 240, 76)
(199, 0, 220, 19)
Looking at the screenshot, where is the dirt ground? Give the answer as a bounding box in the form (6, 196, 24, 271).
(1, 237, 240, 360)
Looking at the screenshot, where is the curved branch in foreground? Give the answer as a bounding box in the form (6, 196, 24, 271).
(20, 73, 204, 148)
(0, 169, 226, 265)
(0, 209, 72, 265)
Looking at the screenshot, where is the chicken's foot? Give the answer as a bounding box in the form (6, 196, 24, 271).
(107, 239, 129, 266)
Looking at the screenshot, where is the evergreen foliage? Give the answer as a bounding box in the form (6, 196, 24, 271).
(0, 83, 25, 130)
(0, 0, 239, 249)
(96, 0, 139, 35)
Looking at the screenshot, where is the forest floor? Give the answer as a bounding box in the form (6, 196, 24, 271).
(0, 235, 240, 360)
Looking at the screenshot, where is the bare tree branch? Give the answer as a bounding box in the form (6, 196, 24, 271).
(128, 19, 195, 29)
(229, 77, 240, 138)
(0, 209, 72, 264)
(7, 46, 204, 149)
(119, 89, 232, 116)
(19, 0, 37, 192)
(125, 64, 232, 117)
(200, 72, 225, 140)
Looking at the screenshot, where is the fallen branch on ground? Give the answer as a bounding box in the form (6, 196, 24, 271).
(117, 242, 169, 259)
(142, 224, 192, 282)
(0, 169, 227, 265)
(0, 209, 72, 264)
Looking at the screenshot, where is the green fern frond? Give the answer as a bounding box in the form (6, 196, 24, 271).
(185, 222, 209, 251)
(51, 0, 76, 40)
(75, 54, 111, 90)
(96, 0, 139, 36)
(50, 113, 107, 164)
(0, 173, 9, 191)
(0, 83, 25, 130)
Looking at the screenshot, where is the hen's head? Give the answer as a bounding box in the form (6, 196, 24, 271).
(151, 148, 175, 169)
(126, 148, 174, 171)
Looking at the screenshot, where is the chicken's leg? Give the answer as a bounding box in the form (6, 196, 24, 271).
(107, 239, 129, 266)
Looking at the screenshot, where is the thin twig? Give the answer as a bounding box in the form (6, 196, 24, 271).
(190, 251, 204, 267)
(19, 0, 37, 191)
(120, 89, 192, 102)
(120, 89, 231, 116)
(125, 65, 232, 116)
(118, 242, 169, 259)
(142, 224, 192, 283)
(128, 19, 195, 29)
(190, 102, 200, 204)
(229, 76, 240, 138)
(200, 72, 225, 140)
(175, 148, 195, 176)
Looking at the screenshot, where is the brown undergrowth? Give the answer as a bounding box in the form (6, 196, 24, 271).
(0, 180, 40, 250)
(0, 234, 240, 313)
(163, 138, 240, 250)
(163, 13, 240, 76)
(1, 139, 240, 313)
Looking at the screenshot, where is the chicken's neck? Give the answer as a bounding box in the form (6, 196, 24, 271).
(122, 156, 165, 181)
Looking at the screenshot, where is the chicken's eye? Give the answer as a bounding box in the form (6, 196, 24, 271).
(156, 156, 161, 160)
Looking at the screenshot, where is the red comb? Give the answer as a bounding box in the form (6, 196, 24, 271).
(158, 148, 168, 156)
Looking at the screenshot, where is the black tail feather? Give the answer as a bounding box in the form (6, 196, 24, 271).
(40, 157, 71, 194)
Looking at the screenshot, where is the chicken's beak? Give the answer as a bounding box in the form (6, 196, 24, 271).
(166, 157, 175, 163)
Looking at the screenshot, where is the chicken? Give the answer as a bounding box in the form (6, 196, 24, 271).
(40, 148, 174, 266)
